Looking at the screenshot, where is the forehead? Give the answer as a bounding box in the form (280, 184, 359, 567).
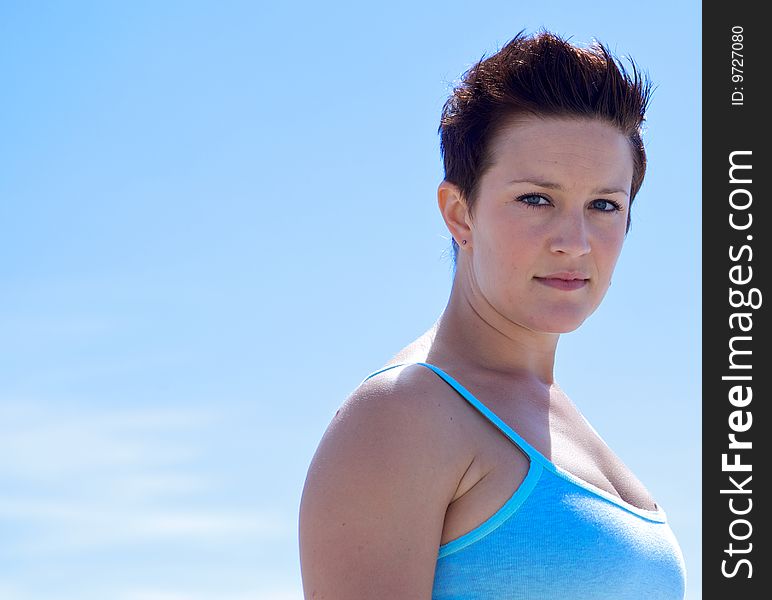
(485, 115, 634, 188)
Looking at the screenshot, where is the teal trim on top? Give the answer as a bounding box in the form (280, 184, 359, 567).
(437, 461, 544, 558)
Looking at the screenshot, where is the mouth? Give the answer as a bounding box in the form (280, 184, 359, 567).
(536, 271, 590, 281)
(534, 276, 589, 291)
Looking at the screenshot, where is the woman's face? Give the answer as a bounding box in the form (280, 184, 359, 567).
(459, 115, 634, 334)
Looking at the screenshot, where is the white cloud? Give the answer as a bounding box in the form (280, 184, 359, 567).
(119, 583, 303, 600)
(0, 403, 211, 478)
(0, 402, 291, 555)
(0, 497, 287, 549)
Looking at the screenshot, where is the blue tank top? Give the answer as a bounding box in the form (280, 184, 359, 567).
(363, 362, 686, 600)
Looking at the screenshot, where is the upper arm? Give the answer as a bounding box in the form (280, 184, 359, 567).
(299, 367, 463, 600)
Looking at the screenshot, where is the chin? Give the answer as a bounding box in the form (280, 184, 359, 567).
(538, 321, 585, 334)
(526, 311, 590, 334)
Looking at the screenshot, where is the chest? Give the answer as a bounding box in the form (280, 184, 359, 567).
(433, 467, 686, 600)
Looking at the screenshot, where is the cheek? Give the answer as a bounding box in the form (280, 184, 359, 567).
(490, 227, 541, 303)
(596, 230, 626, 275)
(489, 221, 537, 270)
(474, 219, 533, 293)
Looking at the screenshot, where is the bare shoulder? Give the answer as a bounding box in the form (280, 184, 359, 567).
(299, 363, 472, 600)
(334, 363, 469, 441)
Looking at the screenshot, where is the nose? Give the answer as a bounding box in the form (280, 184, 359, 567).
(548, 211, 591, 257)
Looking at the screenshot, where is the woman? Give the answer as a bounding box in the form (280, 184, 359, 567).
(299, 30, 686, 599)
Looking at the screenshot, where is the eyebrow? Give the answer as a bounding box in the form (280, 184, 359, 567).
(507, 178, 630, 197)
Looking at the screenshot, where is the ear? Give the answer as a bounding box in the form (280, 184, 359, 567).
(437, 180, 473, 247)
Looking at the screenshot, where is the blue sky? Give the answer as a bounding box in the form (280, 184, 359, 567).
(1, 1, 700, 599)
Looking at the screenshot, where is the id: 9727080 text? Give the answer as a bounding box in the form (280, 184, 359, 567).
(731, 25, 744, 106)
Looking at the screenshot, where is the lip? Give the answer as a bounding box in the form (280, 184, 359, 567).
(537, 271, 590, 280)
(534, 275, 589, 291)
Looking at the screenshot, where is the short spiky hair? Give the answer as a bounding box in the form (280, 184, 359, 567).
(439, 29, 653, 264)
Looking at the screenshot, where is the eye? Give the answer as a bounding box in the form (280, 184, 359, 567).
(516, 193, 551, 208)
(591, 199, 624, 212)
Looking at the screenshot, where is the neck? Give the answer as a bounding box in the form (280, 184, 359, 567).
(426, 266, 559, 387)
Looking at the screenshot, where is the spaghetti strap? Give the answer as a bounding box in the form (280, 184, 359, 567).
(360, 362, 410, 384)
(361, 361, 549, 467)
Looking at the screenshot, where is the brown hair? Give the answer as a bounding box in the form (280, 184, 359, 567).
(439, 29, 653, 264)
